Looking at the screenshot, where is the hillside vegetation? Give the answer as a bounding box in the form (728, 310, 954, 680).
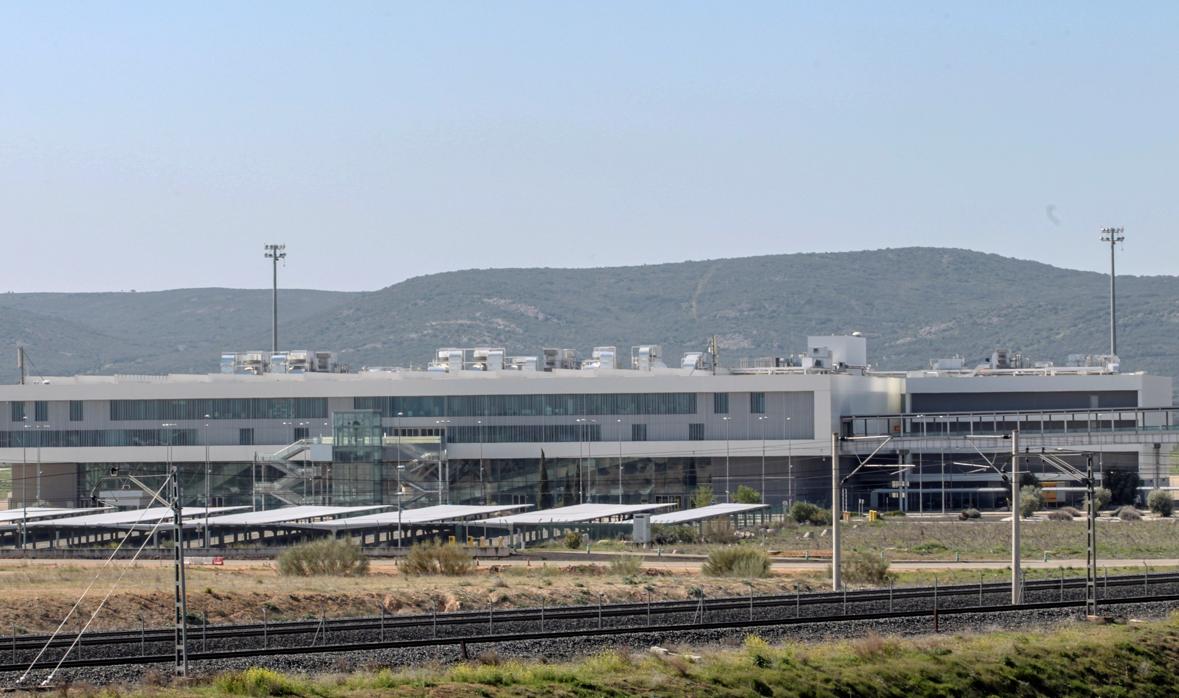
(1, 248, 1176, 393)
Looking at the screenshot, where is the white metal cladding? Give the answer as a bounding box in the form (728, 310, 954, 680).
(202, 504, 389, 526)
(28, 506, 246, 528)
(647, 502, 769, 525)
(304, 504, 532, 530)
(0, 507, 109, 523)
(480, 502, 674, 525)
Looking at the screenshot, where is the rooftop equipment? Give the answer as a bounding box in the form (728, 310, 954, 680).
(631, 345, 666, 371)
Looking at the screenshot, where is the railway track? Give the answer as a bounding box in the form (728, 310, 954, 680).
(4, 571, 1178, 675)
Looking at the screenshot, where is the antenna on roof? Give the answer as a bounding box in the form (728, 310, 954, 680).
(17, 345, 26, 385)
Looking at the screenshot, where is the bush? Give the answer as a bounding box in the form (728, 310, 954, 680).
(1047, 509, 1074, 521)
(1020, 485, 1043, 518)
(789, 501, 831, 526)
(700, 519, 738, 544)
(213, 667, 304, 696)
(733, 484, 762, 504)
(958, 508, 981, 520)
(1148, 489, 1173, 517)
(883, 510, 906, 517)
(401, 540, 474, 576)
(1060, 506, 1082, 517)
(840, 551, 893, 586)
(1105, 468, 1141, 506)
(693, 484, 715, 508)
(652, 524, 698, 545)
(702, 546, 771, 578)
(1085, 487, 1113, 511)
(563, 530, 585, 550)
(609, 554, 643, 576)
(275, 539, 369, 577)
(1116, 506, 1142, 521)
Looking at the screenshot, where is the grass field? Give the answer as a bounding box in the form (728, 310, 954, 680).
(41, 612, 1179, 696)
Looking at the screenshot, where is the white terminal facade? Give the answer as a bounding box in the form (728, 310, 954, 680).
(0, 337, 1173, 513)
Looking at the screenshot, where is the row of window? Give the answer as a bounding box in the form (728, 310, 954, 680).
(445, 424, 603, 443)
(0, 429, 198, 448)
(711, 392, 765, 414)
(10, 401, 52, 422)
(109, 398, 328, 421)
(356, 393, 699, 418)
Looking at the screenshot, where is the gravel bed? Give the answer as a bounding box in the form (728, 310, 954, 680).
(3, 591, 1176, 689)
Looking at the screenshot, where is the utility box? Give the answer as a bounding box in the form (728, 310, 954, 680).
(632, 513, 652, 545)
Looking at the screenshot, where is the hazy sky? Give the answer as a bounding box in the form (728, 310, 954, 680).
(1, 3, 1176, 292)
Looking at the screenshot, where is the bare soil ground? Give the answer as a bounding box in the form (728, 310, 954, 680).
(0, 559, 823, 634)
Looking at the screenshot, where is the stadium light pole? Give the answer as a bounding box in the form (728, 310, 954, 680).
(263, 243, 286, 354)
(1099, 227, 1124, 357)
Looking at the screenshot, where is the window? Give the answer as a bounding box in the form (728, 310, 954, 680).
(750, 392, 766, 414)
(69, 401, 84, 422)
(631, 424, 648, 441)
(34, 401, 48, 422)
(688, 423, 705, 441)
(293, 426, 309, 441)
(10, 402, 24, 422)
(110, 398, 328, 421)
(239, 428, 255, 446)
(355, 393, 697, 418)
(713, 393, 729, 414)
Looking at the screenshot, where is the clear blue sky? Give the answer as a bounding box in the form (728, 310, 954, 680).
(1, 2, 1176, 292)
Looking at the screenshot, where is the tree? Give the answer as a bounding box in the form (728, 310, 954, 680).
(1019, 471, 1041, 489)
(1020, 485, 1042, 518)
(1148, 489, 1174, 517)
(692, 483, 714, 508)
(734, 484, 762, 504)
(1104, 468, 1141, 506)
(537, 450, 551, 509)
(561, 468, 576, 506)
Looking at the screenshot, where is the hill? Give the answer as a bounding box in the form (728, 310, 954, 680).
(0, 248, 1175, 397)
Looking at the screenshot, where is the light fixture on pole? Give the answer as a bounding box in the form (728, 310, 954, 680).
(263, 243, 286, 355)
(1099, 227, 1124, 357)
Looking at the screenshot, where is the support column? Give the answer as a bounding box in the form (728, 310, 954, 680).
(831, 431, 841, 591)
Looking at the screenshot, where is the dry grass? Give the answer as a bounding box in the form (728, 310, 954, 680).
(0, 559, 810, 633)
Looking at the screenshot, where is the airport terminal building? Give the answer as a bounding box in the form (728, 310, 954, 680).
(1, 337, 1173, 513)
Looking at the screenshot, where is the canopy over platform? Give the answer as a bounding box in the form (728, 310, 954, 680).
(301, 504, 531, 530)
(0, 507, 109, 523)
(200, 505, 389, 527)
(480, 502, 674, 526)
(646, 502, 769, 525)
(26, 506, 246, 529)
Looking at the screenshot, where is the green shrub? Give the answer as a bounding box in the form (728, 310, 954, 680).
(1116, 506, 1142, 521)
(701, 519, 738, 544)
(734, 484, 762, 504)
(213, 667, 304, 696)
(702, 546, 770, 578)
(693, 484, 715, 508)
(401, 540, 474, 576)
(1047, 509, 1074, 521)
(1085, 487, 1113, 511)
(563, 530, 585, 550)
(1020, 485, 1043, 518)
(958, 508, 981, 520)
(789, 501, 831, 526)
(1148, 489, 1173, 517)
(276, 539, 369, 577)
(840, 551, 893, 586)
(652, 524, 698, 545)
(609, 554, 643, 576)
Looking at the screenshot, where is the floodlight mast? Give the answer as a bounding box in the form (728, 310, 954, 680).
(1099, 227, 1124, 357)
(264, 243, 287, 355)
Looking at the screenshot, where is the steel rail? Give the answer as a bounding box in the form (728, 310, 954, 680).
(6, 591, 1178, 674)
(6, 572, 1176, 653)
